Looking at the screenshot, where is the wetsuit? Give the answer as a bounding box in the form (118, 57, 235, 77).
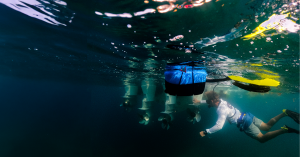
(206, 99, 241, 134)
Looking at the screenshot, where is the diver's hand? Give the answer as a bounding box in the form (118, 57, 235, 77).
(193, 98, 200, 104)
(200, 131, 206, 137)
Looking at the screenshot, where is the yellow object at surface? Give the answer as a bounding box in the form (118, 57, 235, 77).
(228, 75, 280, 87)
(242, 26, 267, 40)
(250, 63, 263, 66)
(242, 13, 291, 40)
(256, 73, 280, 79)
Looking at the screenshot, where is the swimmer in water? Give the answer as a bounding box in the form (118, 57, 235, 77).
(196, 91, 299, 143)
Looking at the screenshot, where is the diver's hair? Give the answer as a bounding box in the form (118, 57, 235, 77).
(205, 91, 220, 102)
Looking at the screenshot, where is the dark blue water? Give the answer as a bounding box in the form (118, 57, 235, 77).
(0, 0, 299, 156)
(0, 75, 298, 157)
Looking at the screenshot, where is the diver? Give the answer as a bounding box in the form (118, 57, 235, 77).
(195, 91, 299, 143)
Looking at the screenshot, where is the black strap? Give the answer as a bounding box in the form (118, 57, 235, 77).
(192, 65, 194, 86)
(228, 108, 236, 119)
(206, 77, 231, 82)
(178, 71, 183, 85)
(227, 108, 236, 124)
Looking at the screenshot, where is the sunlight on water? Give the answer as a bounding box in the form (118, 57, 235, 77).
(0, 0, 74, 26)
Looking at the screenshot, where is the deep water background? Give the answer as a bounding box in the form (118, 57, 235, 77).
(0, 76, 298, 157)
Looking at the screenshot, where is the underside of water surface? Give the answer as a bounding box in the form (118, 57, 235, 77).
(0, 0, 299, 157)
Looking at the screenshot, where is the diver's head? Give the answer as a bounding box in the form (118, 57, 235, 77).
(205, 91, 220, 108)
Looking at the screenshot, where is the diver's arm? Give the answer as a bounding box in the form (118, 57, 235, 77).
(206, 107, 227, 134)
(196, 100, 208, 106)
(192, 98, 208, 105)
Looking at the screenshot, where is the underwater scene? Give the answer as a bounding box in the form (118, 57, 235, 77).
(0, 0, 299, 156)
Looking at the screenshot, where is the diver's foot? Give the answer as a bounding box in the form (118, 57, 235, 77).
(283, 109, 300, 124)
(281, 125, 299, 134)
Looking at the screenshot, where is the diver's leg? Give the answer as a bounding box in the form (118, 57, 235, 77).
(256, 129, 287, 143)
(259, 113, 286, 131)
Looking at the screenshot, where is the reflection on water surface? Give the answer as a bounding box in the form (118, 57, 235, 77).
(0, 0, 299, 156)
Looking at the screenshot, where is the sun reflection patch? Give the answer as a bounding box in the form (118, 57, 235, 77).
(0, 0, 74, 26)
